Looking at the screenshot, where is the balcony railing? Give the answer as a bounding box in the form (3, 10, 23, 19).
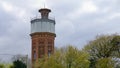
(31, 16, 55, 21)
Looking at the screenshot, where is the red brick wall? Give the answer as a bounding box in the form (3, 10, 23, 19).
(30, 32, 56, 67)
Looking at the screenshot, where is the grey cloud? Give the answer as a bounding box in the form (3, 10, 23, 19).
(0, 2, 31, 56)
(0, 0, 120, 58)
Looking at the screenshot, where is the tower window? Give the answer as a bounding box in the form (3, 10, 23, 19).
(48, 41, 52, 44)
(33, 51, 36, 59)
(48, 50, 51, 57)
(39, 41, 44, 44)
(38, 41, 44, 58)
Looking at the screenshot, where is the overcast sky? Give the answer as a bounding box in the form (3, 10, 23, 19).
(0, 0, 120, 57)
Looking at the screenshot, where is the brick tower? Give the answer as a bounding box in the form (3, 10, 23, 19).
(30, 8, 56, 67)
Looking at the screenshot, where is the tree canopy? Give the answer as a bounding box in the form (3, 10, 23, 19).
(35, 46, 90, 68)
(84, 34, 120, 68)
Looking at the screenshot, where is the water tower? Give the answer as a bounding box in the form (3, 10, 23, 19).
(30, 8, 56, 66)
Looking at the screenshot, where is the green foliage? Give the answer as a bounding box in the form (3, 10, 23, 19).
(0, 64, 5, 68)
(95, 58, 114, 68)
(35, 46, 90, 68)
(84, 34, 120, 68)
(12, 60, 26, 68)
(10, 65, 14, 68)
(35, 51, 64, 68)
(0, 63, 14, 68)
(65, 46, 90, 68)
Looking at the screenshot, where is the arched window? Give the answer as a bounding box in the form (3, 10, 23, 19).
(38, 41, 44, 58)
(48, 41, 52, 57)
(48, 41, 52, 50)
(33, 51, 36, 60)
(48, 50, 51, 57)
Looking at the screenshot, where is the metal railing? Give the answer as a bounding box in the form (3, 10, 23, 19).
(31, 16, 55, 21)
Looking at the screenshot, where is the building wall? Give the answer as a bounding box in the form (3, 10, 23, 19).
(30, 32, 55, 65)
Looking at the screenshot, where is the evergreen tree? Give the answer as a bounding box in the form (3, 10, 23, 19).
(12, 60, 26, 68)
